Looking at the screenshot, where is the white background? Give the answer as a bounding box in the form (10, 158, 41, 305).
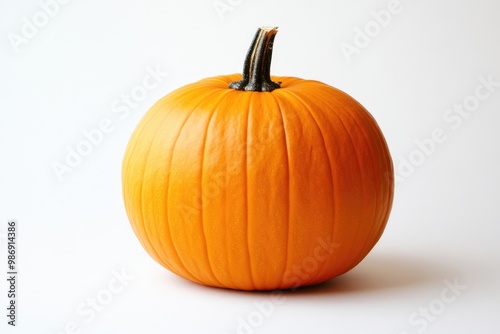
(1, 0, 500, 333)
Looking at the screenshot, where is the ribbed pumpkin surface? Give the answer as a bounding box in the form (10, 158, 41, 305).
(122, 74, 394, 290)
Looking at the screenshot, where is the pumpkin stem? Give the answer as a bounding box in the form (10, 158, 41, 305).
(229, 26, 281, 92)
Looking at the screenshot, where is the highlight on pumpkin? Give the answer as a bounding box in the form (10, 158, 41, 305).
(122, 26, 394, 291)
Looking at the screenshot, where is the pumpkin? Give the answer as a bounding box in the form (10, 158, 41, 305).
(122, 27, 394, 291)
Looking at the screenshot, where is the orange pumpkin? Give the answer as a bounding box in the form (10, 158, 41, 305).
(122, 27, 394, 291)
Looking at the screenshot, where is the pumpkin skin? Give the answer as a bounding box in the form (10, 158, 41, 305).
(122, 28, 394, 291)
